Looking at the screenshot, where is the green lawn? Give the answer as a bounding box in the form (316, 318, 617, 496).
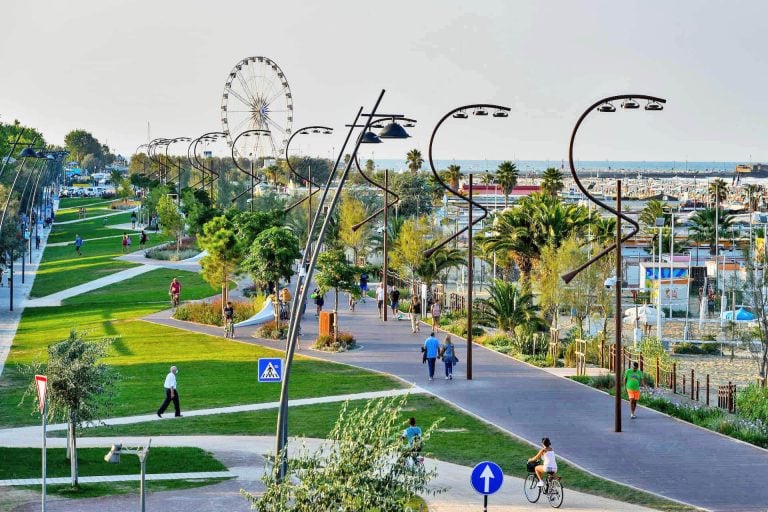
(54, 202, 117, 222)
(0, 447, 226, 479)
(1, 303, 402, 427)
(63, 268, 219, 306)
(46, 212, 133, 244)
(73, 394, 694, 511)
(57, 198, 115, 208)
(32, 478, 230, 500)
(32, 232, 171, 298)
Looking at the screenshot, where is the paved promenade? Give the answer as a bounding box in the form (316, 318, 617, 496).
(146, 297, 768, 511)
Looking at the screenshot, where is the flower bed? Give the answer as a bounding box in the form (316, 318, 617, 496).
(173, 298, 257, 326)
(145, 237, 199, 261)
(256, 320, 288, 340)
(314, 331, 357, 352)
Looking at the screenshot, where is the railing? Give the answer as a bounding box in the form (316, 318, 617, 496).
(448, 293, 465, 314)
(600, 344, 738, 413)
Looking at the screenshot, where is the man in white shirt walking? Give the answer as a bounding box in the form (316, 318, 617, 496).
(157, 365, 181, 418)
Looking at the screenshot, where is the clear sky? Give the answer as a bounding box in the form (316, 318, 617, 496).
(1, 0, 766, 163)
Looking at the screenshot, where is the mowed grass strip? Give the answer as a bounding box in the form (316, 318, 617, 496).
(75, 394, 695, 511)
(0, 447, 226, 479)
(46, 211, 132, 244)
(63, 268, 218, 306)
(0, 303, 403, 427)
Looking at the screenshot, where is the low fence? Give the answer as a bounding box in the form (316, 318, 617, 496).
(592, 340, 740, 413)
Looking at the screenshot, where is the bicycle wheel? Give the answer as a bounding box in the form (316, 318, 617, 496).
(524, 474, 541, 503)
(548, 479, 563, 508)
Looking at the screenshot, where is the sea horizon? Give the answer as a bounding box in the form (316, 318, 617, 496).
(370, 159, 752, 175)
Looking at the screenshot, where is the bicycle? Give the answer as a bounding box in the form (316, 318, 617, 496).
(224, 318, 235, 338)
(524, 460, 564, 508)
(170, 292, 180, 309)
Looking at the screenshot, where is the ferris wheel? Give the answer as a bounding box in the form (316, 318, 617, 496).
(221, 56, 294, 163)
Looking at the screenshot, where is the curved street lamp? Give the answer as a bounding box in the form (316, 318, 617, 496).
(164, 137, 191, 201)
(283, 125, 334, 218)
(188, 132, 226, 197)
(424, 103, 510, 379)
(230, 129, 270, 211)
(147, 138, 171, 183)
(560, 93, 666, 433)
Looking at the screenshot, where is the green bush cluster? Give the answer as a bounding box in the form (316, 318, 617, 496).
(672, 342, 721, 356)
(173, 298, 257, 326)
(441, 319, 485, 338)
(736, 384, 768, 424)
(314, 331, 357, 352)
(144, 248, 200, 261)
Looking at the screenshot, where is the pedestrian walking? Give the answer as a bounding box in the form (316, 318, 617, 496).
(424, 332, 440, 381)
(312, 288, 324, 316)
(35, 234, 40, 250)
(139, 230, 148, 249)
(430, 301, 442, 331)
(0, 267, 4, 287)
(624, 361, 645, 419)
(121, 233, 128, 253)
(440, 335, 457, 380)
(156, 365, 182, 417)
(376, 283, 385, 319)
(130, 211, 137, 229)
(409, 295, 422, 333)
(74, 234, 83, 256)
(390, 287, 400, 317)
(359, 272, 368, 303)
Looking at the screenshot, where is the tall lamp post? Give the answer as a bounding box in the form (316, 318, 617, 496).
(276, 90, 413, 481)
(230, 129, 270, 211)
(0, 127, 27, 177)
(424, 104, 510, 380)
(283, 125, 334, 223)
(164, 137, 191, 204)
(561, 94, 666, 433)
(188, 132, 226, 198)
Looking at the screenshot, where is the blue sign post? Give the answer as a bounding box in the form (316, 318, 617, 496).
(470, 461, 503, 511)
(258, 358, 283, 383)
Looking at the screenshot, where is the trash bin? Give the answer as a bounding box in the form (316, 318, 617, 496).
(319, 311, 336, 336)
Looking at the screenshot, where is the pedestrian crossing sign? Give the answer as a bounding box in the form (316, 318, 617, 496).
(258, 358, 283, 383)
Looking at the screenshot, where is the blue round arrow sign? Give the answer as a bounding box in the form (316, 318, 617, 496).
(470, 461, 503, 495)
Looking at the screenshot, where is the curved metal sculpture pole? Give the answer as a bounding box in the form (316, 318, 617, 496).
(147, 138, 171, 182)
(186, 136, 207, 189)
(283, 125, 333, 213)
(561, 94, 666, 283)
(424, 104, 510, 258)
(0, 127, 27, 178)
(350, 154, 400, 231)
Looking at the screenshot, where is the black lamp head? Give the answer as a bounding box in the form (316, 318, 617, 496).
(645, 101, 663, 111)
(322, 129, 333, 135)
(360, 131, 382, 144)
(492, 110, 509, 118)
(452, 111, 469, 119)
(621, 98, 640, 109)
(19, 147, 38, 158)
(378, 122, 411, 139)
(597, 102, 616, 113)
(474, 108, 489, 116)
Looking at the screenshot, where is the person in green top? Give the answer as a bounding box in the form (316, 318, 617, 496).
(624, 362, 645, 419)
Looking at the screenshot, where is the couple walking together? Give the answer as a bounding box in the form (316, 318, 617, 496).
(423, 332, 458, 380)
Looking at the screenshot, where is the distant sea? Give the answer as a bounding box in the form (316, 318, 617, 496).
(372, 159, 746, 175)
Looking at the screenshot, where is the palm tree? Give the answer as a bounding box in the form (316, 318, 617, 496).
(414, 244, 466, 289)
(708, 178, 728, 205)
(745, 184, 763, 212)
(688, 207, 733, 254)
(540, 167, 564, 197)
(495, 161, 518, 208)
(638, 199, 669, 229)
(481, 171, 494, 186)
(369, 215, 405, 255)
(405, 149, 424, 174)
(476, 280, 546, 332)
(480, 193, 592, 287)
(443, 164, 463, 191)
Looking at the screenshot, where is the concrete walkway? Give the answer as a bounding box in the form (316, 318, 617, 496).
(5, 436, 653, 512)
(145, 297, 768, 511)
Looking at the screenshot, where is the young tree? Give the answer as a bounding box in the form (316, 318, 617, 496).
(181, 188, 219, 236)
(338, 194, 370, 263)
(243, 395, 444, 511)
(316, 249, 361, 315)
(241, 227, 301, 322)
(199, 215, 243, 305)
(390, 216, 432, 280)
(476, 280, 545, 333)
(157, 194, 184, 254)
(740, 253, 768, 383)
(414, 243, 465, 290)
(118, 177, 133, 203)
(21, 331, 118, 487)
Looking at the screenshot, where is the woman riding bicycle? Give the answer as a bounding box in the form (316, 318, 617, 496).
(169, 278, 181, 307)
(528, 437, 557, 487)
(223, 301, 235, 337)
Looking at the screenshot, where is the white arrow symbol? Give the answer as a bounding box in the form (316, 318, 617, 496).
(480, 464, 495, 493)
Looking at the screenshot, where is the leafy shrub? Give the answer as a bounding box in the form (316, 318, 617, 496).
(570, 375, 591, 385)
(256, 320, 289, 340)
(737, 384, 768, 424)
(672, 342, 721, 356)
(145, 248, 200, 261)
(314, 331, 357, 352)
(173, 298, 256, 326)
(442, 319, 484, 338)
(590, 373, 616, 390)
